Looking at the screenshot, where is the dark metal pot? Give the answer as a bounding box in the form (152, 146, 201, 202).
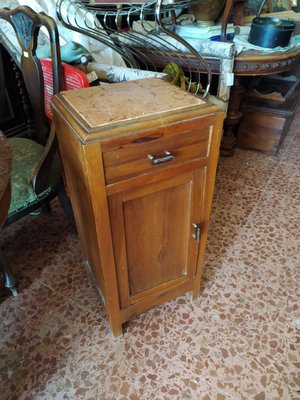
(248, 17, 295, 48)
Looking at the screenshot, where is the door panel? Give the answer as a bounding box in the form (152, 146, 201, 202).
(108, 168, 205, 308)
(124, 180, 191, 295)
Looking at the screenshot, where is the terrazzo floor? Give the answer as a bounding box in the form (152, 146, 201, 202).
(1, 105, 300, 400)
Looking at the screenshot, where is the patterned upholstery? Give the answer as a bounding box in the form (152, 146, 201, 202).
(7, 138, 61, 218)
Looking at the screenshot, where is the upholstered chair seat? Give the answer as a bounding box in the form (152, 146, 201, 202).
(7, 137, 61, 222)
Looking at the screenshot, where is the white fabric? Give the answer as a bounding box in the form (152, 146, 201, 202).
(87, 61, 167, 83)
(16, 0, 126, 66)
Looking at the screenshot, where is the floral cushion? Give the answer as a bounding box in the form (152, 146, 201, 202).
(8, 137, 61, 218)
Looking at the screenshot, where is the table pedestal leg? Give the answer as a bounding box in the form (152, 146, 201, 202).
(221, 76, 245, 156)
(0, 253, 18, 296)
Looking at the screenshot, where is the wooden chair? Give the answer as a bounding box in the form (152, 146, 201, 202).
(0, 5, 64, 226)
(0, 5, 88, 295)
(0, 5, 88, 226)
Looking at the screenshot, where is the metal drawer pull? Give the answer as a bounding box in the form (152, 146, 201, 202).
(148, 151, 175, 165)
(192, 223, 201, 241)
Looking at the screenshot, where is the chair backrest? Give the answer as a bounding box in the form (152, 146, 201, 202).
(0, 5, 63, 145)
(0, 6, 90, 196)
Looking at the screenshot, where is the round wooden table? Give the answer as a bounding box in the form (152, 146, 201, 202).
(222, 46, 300, 155)
(0, 131, 17, 296)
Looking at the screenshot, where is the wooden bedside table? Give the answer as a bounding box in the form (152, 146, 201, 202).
(52, 78, 223, 337)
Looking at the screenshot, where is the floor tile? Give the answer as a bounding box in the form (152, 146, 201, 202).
(1, 102, 300, 400)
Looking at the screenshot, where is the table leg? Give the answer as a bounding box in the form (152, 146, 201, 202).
(221, 76, 245, 156)
(0, 253, 18, 296)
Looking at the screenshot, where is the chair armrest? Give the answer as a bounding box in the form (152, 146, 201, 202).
(31, 121, 60, 195)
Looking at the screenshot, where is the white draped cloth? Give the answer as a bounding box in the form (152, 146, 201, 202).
(16, 0, 126, 66)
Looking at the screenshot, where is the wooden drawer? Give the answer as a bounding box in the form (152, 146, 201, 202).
(103, 125, 211, 184)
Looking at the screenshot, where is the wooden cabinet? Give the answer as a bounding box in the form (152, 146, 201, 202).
(52, 78, 223, 337)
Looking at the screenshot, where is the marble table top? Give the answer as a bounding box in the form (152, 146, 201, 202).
(61, 77, 205, 130)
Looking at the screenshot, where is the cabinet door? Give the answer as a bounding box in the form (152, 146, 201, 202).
(108, 167, 206, 309)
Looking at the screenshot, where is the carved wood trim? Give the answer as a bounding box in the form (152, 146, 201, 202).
(234, 55, 300, 76)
